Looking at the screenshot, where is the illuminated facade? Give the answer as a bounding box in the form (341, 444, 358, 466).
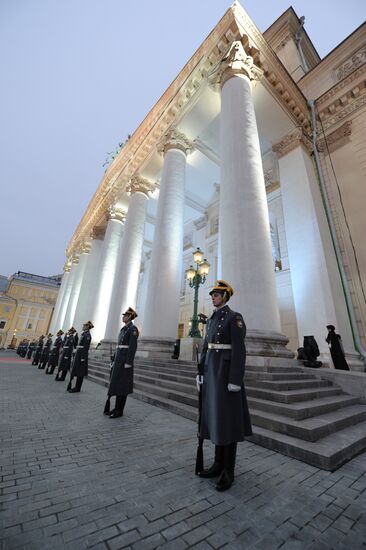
(50, 4, 366, 370)
(0, 272, 61, 348)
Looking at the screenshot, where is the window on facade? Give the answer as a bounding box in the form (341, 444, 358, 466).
(0, 321, 6, 329)
(4, 307, 10, 312)
(27, 323, 32, 329)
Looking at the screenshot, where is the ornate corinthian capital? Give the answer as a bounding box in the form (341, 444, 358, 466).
(272, 127, 313, 159)
(157, 127, 194, 156)
(79, 241, 91, 255)
(127, 174, 156, 198)
(64, 259, 72, 273)
(208, 40, 263, 90)
(107, 205, 127, 223)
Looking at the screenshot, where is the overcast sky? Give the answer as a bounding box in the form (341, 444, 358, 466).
(0, 0, 364, 277)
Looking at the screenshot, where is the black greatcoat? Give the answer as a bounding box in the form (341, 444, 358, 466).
(39, 337, 52, 364)
(70, 330, 91, 378)
(27, 343, 35, 359)
(32, 339, 44, 364)
(59, 335, 75, 373)
(199, 305, 252, 446)
(108, 322, 139, 397)
(48, 336, 63, 368)
(326, 330, 349, 371)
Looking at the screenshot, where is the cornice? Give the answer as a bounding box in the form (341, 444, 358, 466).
(272, 127, 313, 159)
(317, 121, 352, 153)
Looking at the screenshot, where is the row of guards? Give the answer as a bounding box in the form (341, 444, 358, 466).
(16, 282, 254, 492)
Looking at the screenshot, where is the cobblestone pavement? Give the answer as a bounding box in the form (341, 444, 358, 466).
(1, 350, 366, 550)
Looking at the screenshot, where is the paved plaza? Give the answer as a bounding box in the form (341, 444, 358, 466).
(1, 350, 366, 550)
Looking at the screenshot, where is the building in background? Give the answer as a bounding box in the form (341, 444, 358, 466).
(0, 272, 61, 349)
(49, 4, 366, 369)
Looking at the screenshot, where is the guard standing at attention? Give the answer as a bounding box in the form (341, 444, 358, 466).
(104, 307, 139, 418)
(196, 280, 252, 491)
(27, 340, 36, 360)
(55, 327, 77, 381)
(38, 333, 53, 369)
(326, 325, 350, 371)
(67, 321, 93, 393)
(32, 335, 45, 366)
(45, 330, 64, 374)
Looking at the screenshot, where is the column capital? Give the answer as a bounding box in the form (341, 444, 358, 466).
(64, 259, 72, 273)
(71, 255, 80, 265)
(157, 127, 194, 156)
(272, 127, 313, 159)
(127, 174, 156, 198)
(107, 205, 127, 224)
(79, 241, 91, 255)
(208, 40, 263, 91)
(90, 226, 105, 241)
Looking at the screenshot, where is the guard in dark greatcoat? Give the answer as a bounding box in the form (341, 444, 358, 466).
(67, 321, 93, 393)
(197, 280, 252, 491)
(38, 333, 53, 369)
(326, 325, 350, 371)
(104, 307, 139, 418)
(32, 335, 45, 365)
(27, 340, 36, 360)
(55, 327, 77, 381)
(45, 330, 64, 374)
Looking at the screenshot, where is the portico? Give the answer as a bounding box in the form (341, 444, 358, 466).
(51, 2, 365, 370)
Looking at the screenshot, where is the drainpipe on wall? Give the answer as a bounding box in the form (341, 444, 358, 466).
(295, 16, 310, 74)
(308, 99, 366, 364)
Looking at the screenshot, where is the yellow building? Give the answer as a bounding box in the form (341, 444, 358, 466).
(0, 272, 61, 349)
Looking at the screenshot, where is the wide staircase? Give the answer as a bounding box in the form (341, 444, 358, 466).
(88, 350, 366, 471)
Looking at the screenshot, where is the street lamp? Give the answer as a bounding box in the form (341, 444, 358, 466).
(185, 248, 210, 338)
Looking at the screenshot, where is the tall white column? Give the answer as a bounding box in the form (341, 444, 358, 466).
(62, 242, 91, 332)
(213, 41, 281, 333)
(49, 260, 71, 333)
(73, 231, 104, 331)
(274, 129, 360, 364)
(59, 256, 79, 332)
(92, 206, 126, 342)
(142, 128, 193, 340)
(104, 176, 155, 341)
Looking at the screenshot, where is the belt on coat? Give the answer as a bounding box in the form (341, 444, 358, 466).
(76, 345, 84, 349)
(117, 345, 129, 349)
(208, 343, 232, 350)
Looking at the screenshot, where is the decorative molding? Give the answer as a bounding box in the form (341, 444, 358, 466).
(79, 241, 91, 255)
(194, 214, 208, 230)
(272, 127, 313, 159)
(335, 45, 366, 81)
(64, 260, 72, 273)
(208, 40, 263, 90)
(107, 205, 127, 224)
(157, 127, 194, 155)
(319, 84, 366, 130)
(71, 255, 80, 265)
(127, 174, 156, 198)
(317, 121, 352, 153)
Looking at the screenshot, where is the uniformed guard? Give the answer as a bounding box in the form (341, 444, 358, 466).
(38, 333, 53, 369)
(55, 327, 77, 381)
(196, 280, 252, 491)
(27, 340, 36, 360)
(104, 307, 139, 418)
(32, 335, 45, 366)
(45, 330, 64, 374)
(67, 321, 93, 393)
(326, 325, 350, 371)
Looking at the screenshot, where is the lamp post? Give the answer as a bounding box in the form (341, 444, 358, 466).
(185, 248, 210, 338)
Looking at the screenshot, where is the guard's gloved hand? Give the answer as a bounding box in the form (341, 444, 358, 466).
(125, 364, 132, 369)
(196, 375, 203, 392)
(228, 383, 241, 392)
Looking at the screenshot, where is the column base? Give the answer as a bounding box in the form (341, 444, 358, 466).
(246, 330, 294, 359)
(136, 337, 176, 359)
(179, 338, 204, 362)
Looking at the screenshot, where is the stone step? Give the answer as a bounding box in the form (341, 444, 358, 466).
(245, 385, 342, 403)
(87, 373, 109, 388)
(245, 372, 317, 381)
(246, 379, 331, 391)
(134, 380, 197, 408)
(245, 365, 304, 374)
(134, 373, 194, 395)
(250, 404, 366, 442)
(131, 390, 197, 423)
(250, 420, 366, 471)
(135, 362, 196, 378)
(247, 394, 359, 420)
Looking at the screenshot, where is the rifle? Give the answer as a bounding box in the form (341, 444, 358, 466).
(195, 344, 204, 475)
(103, 343, 114, 414)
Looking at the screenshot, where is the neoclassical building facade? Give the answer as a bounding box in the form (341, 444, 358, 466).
(50, 4, 366, 369)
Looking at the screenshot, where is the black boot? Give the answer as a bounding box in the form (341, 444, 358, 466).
(110, 395, 126, 418)
(216, 443, 237, 491)
(198, 446, 224, 478)
(104, 397, 111, 415)
(69, 377, 83, 393)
